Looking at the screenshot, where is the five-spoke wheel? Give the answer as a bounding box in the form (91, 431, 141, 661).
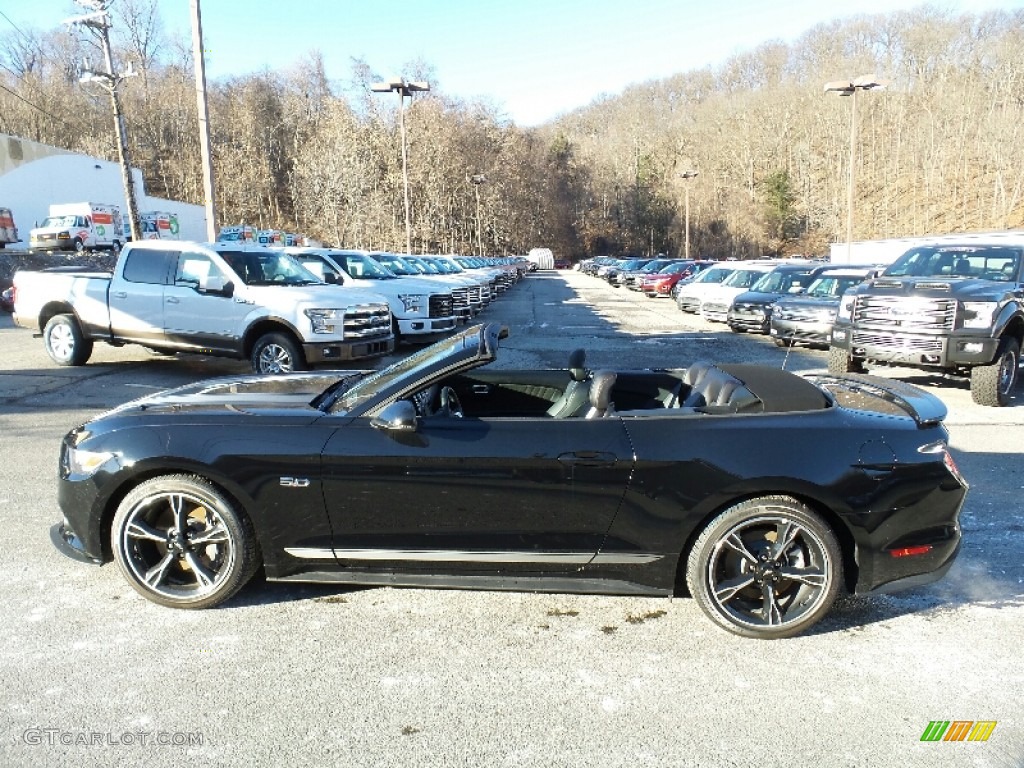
(686, 496, 842, 639)
(112, 475, 260, 608)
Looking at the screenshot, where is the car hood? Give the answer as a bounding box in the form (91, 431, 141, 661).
(92, 372, 361, 424)
(776, 294, 842, 309)
(733, 290, 785, 305)
(859, 276, 1017, 301)
(243, 283, 389, 307)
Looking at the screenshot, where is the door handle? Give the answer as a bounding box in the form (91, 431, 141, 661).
(166, 297, 180, 304)
(558, 451, 617, 467)
(112, 291, 127, 299)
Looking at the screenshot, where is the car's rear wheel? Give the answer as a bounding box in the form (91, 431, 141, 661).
(251, 332, 306, 374)
(686, 496, 842, 639)
(43, 313, 93, 366)
(112, 475, 260, 609)
(970, 336, 1020, 407)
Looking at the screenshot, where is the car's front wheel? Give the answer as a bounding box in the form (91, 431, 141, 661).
(112, 475, 261, 609)
(251, 332, 307, 374)
(970, 336, 1020, 407)
(686, 496, 843, 639)
(827, 345, 865, 374)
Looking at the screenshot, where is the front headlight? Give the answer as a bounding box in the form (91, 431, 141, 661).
(835, 295, 856, 321)
(398, 294, 425, 313)
(304, 308, 341, 334)
(961, 301, 997, 329)
(66, 446, 115, 477)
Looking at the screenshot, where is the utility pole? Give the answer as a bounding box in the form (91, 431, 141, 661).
(66, 1, 141, 242)
(191, 0, 218, 242)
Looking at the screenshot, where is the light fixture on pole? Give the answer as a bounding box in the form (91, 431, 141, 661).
(66, 0, 142, 242)
(824, 74, 886, 262)
(470, 174, 486, 256)
(371, 78, 430, 254)
(678, 170, 698, 259)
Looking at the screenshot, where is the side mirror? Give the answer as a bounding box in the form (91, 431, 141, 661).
(370, 400, 418, 432)
(323, 272, 339, 284)
(199, 273, 234, 297)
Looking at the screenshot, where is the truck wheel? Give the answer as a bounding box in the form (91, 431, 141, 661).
(827, 346, 865, 374)
(72, 237, 85, 253)
(43, 314, 94, 366)
(970, 336, 1020, 407)
(112, 240, 122, 254)
(251, 332, 306, 375)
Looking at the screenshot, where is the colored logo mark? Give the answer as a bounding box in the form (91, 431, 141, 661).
(921, 721, 997, 742)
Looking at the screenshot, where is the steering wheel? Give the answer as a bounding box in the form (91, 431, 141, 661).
(438, 386, 464, 418)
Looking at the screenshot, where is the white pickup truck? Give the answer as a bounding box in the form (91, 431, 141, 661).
(12, 240, 395, 374)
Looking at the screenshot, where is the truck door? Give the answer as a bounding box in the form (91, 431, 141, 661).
(163, 248, 251, 354)
(108, 246, 176, 343)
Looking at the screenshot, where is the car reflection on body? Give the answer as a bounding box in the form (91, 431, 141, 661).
(52, 323, 967, 639)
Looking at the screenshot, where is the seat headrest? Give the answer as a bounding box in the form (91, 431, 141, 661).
(568, 348, 588, 382)
(589, 371, 617, 410)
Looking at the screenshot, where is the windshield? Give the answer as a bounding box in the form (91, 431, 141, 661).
(885, 245, 1021, 280)
(371, 252, 417, 276)
(751, 269, 811, 293)
(696, 267, 734, 284)
(659, 261, 693, 275)
(219, 250, 322, 286)
(722, 268, 767, 288)
(333, 330, 480, 412)
(41, 215, 77, 228)
(804, 274, 867, 297)
(335, 252, 397, 279)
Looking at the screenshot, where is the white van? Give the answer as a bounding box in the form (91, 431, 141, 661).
(29, 202, 123, 253)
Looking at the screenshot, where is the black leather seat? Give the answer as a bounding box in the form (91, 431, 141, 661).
(585, 371, 617, 418)
(547, 349, 591, 418)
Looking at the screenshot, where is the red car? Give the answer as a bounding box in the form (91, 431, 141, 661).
(641, 260, 714, 298)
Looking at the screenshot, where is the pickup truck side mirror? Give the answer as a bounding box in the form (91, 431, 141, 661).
(199, 273, 234, 297)
(323, 272, 340, 285)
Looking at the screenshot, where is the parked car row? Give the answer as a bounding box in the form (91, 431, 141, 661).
(581, 255, 884, 353)
(11, 239, 530, 374)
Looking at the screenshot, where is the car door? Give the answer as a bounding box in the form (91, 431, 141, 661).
(320, 414, 635, 574)
(162, 249, 252, 353)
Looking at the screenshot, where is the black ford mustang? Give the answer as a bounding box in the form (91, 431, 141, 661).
(53, 323, 968, 638)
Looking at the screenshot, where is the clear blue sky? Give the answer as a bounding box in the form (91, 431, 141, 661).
(3, 0, 1020, 125)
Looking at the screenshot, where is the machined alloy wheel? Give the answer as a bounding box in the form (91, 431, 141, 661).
(251, 332, 307, 375)
(43, 313, 93, 366)
(112, 475, 260, 609)
(687, 496, 842, 639)
(970, 336, 1020, 407)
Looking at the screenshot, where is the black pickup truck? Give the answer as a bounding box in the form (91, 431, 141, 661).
(828, 239, 1024, 406)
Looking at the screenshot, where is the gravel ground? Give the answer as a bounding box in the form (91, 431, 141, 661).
(1, 269, 1021, 767)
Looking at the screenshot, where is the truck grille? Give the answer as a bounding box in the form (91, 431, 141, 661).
(344, 303, 392, 339)
(851, 331, 943, 352)
(852, 296, 956, 331)
(451, 287, 471, 314)
(428, 293, 454, 318)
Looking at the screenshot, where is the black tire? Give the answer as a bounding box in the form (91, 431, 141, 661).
(111, 474, 260, 609)
(111, 240, 122, 254)
(43, 313, 93, 366)
(251, 332, 306, 374)
(827, 345, 865, 374)
(686, 496, 843, 639)
(773, 337, 792, 347)
(970, 336, 1020, 407)
(72, 237, 85, 253)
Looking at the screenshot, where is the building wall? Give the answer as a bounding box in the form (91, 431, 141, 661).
(0, 133, 208, 243)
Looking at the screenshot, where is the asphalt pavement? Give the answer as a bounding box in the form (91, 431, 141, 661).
(0, 270, 1021, 768)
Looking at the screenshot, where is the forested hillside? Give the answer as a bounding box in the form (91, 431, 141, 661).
(2, 3, 1021, 259)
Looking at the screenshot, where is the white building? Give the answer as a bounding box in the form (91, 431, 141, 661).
(0, 133, 207, 244)
(830, 230, 1024, 266)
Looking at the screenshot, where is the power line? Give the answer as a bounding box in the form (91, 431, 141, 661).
(0, 80, 80, 130)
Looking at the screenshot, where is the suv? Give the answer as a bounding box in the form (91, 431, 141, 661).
(829, 239, 1024, 406)
(770, 267, 873, 348)
(727, 262, 824, 334)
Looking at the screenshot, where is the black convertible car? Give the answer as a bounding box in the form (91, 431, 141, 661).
(53, 323, 967, 638)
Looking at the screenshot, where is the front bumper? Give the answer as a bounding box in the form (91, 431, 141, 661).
(771, 318, 831, 346)
(51, 521, 103, 565)
(831, 323, 1000, 368)
(302, 336, 394, 364)
(397, 317, 457, 336)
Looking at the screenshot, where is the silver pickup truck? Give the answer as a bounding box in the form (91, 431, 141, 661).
(13, 240, 395, 374)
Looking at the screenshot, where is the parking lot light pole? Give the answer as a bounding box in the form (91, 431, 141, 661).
(824, 74, 886, 262)
(371, 78, 430, 255)
(678, 170, 698, 259)
(470, 174, 486, 256)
